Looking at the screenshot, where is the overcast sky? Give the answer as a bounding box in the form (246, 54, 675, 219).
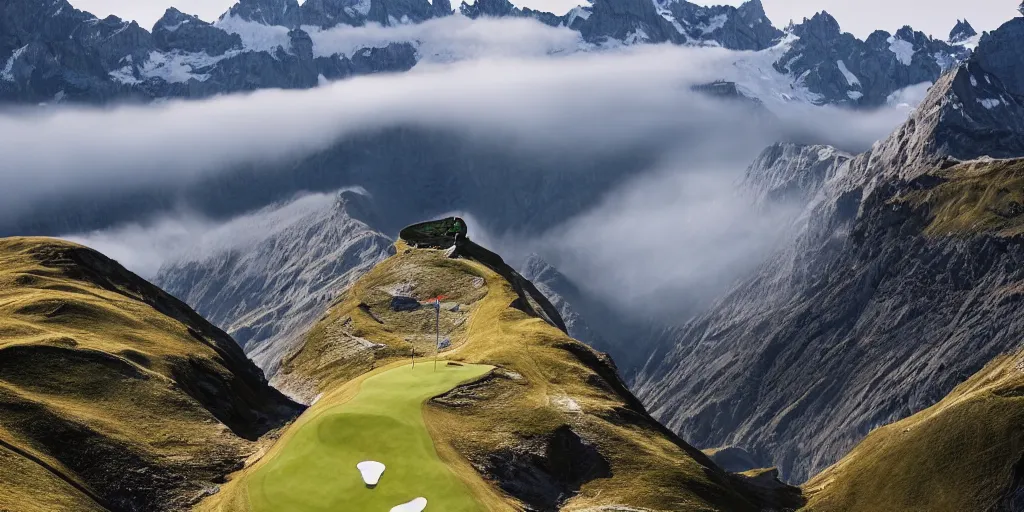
(70, 0, 1018, 39)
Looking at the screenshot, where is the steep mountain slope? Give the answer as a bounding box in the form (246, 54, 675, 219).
(804, 339, 1024, 511)
(205, 229, 802, 511)
(155, 190, 394, 377)
(0, 237, 301, 511)
(635, 15, 1024, 483)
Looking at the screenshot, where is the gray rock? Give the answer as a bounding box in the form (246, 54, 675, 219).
(153, 8, 242, 55)
(154, 190, 395, 375)
(973, 17, 1024, 96)
(655, 0, 783, 50)
(224, 0, 302, 27)
(740, 142, 850, 206)
(773, 12, 967, 106)
(635, 19, 1024, 483)
(299, 0, 369, 29)
(949, 19, 977, 43)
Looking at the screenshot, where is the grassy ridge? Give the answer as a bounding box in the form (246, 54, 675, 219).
(900, 158, 1024, 236)
(803, 350, 1024, 510)
(213, 242, 801, 511)
(0, 237, 300, 511)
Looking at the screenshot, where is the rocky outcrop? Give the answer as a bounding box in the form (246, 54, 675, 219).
(949, 19, 977, 43)
(155, 190, 395, 375)
(740, 142, 851, 206)
(520, 254, 602, 346)
(153, 8, 242, 55)
(635, 16, 1024, 483)
(773, 12, 966, 106)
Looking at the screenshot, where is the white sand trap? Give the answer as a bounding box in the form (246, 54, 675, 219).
(390, 497, 427, 512)
(356, 461, 385, 487)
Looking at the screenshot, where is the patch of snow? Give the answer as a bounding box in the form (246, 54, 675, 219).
(623, 28, 649, 45)
(954, 33, 982, 51)
(934, 51, 955, 72)
(161, 21, 185, 32)
(317, 73, 329, 86)
(651, 3, 685, 35)
(565, 5, 592, 27)
(719, 35, 823, 108)
(847, 90, 863, 100)
(390, 498, 427, 512)
(782, 53, 802, 72)
(108, 21, 132, 39)
(53, 90, 66, 102)
(887, 36, 914, 66)
(215, 14, 292, 53)
(986, 75, 992, 84)
(836, 60, 860, 87)
(979, 98, 1001, 109)
(699, 14, 728, 34)
(139, 50, 234, 83)
(817, 147, 835, 160)
(1, 44, 29, 82)
(970, 74, 978, 87)
(357, 461, 386, 486)
(353, 0, 372, 15)
(109, 64, 141, 84)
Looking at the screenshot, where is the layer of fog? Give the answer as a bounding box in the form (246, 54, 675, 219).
(1, 16, 913, 218)
(65, 192, 343, 277)
(20, 16, 926, 319)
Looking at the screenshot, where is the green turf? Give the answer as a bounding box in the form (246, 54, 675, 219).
(247, 362, 492, 511)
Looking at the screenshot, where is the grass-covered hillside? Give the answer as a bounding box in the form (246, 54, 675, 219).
(803, 346, 1024, 511)
(900, 157, 1024, 236)
(206, 240, 803, 511)
(0, 238, 301, 512)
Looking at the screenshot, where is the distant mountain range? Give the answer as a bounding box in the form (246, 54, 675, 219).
(1, 0, 981, 106)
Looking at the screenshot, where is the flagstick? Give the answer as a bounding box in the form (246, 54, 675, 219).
(434, 300, 440, 372)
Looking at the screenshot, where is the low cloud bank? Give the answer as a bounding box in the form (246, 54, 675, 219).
(20, 16, 928, 317)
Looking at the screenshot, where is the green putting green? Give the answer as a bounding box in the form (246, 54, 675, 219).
(247, 362, 493, 511)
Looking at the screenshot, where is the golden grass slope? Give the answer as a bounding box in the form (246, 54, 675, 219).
(0, 237, 301, 512)
(803, 348, 1024, 511)
(900, 157, 1024, 236)
(242, 242, 802, 511)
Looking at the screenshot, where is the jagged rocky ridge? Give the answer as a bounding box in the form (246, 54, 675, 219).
(154, 190, 394, 376)
(774, 12, 970, 106)
(634, 15, 1024, 483)
(0, 0, 978, 107)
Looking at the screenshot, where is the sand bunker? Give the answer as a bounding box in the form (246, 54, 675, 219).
(390, 497, 428, 511)
(357, 461, 385, 487)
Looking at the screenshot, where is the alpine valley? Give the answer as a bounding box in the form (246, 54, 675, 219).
(3, 0, 1024, 511)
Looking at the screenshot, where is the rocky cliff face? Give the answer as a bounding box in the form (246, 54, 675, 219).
(773, 12, 969, 106)
(634, 15, 1024, 483)
(154, 190, 394, 376)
